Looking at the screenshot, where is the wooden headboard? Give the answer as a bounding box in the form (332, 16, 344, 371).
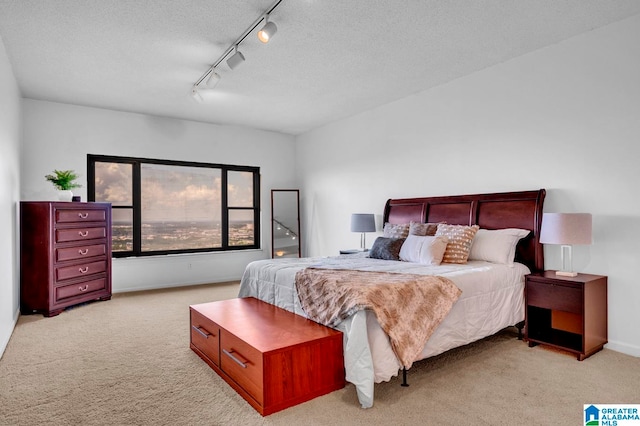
(383, 189, 546, 272)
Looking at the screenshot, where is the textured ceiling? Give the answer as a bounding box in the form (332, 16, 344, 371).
(1, 1, 639, 135)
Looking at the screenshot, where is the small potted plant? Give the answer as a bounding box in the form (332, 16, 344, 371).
(45, 169, 81, 201)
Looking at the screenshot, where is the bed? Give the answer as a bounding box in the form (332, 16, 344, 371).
(239, 189, 546, 408)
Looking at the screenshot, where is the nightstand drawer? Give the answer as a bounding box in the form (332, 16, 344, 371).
(190, 310, 220, 366)
(55, 259, 107, 281)
(220, 331, 264, 405)
(527, 281, 582, 314)
(56, 227, 107, 243)
(56, 244, 107, 262)
(55, 277, 107, 301)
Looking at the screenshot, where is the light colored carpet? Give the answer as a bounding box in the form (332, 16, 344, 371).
(1, 281, 638, 426)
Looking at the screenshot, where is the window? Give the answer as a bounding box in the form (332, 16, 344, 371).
(88, 155, 260, 257)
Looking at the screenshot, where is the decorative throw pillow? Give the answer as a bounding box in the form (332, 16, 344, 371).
(369, 237, 405, 261)
(382, 222, 409, 239)
(399, 235, 449, 265)
(468, 228, 530, 266)
(409, 221, 440, 236)
(435, 224, 480, 264)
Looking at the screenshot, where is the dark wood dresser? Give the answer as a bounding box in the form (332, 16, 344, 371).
(20, 202, 112, 317)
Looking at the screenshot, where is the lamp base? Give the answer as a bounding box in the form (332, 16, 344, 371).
(555, 270, 578, 277)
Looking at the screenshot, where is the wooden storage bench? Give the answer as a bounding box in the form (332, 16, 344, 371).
(190, 297, 345, 416)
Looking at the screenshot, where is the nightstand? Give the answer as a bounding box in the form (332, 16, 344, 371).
(339, 249, 368, 255)
(525, 271, 607, 360)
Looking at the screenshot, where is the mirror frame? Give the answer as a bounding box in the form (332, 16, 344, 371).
(271, 189, 301, 258)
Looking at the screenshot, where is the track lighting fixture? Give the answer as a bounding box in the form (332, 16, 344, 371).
(205, 70, 221, 88)
(257, 17, 277, 43)
(273, 219, 297, 240)
(191, 0, 284, 97)
(226, 47, 245, 70)
(191, 86, 204, 103)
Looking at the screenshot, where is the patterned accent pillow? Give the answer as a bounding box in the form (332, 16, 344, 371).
(369, 237, 405, 261)
(383, 222, 409, 239)
(409, 221, 440, 236)
(435, 224, 480, 264)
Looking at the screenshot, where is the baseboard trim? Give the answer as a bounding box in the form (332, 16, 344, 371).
(0, 307, 20, 360)
(605, 340, 640, 358)
(112, 278, 241, 294)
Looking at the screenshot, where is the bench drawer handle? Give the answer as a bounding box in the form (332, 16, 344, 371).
(79, 267, 89, 274)
(78, 285, 89, 292)
(191, 325, 211, 339)
(78, 231, 89, 237)
(223, 349, 247, 368)
(78, 249, 89, 255)
(78, 212, 89, 219)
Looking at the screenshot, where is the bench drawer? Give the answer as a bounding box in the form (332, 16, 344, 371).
(190, 310, 220, 366)
(220, 331, 264, 405)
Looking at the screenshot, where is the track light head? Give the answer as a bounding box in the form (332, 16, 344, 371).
(205, 70, 221, 88)
(191, 86, 204, 103)
(226, 48, 245, 70)
(257, 19, 277, 43)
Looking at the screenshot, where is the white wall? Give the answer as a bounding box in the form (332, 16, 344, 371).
(21, 100, 296, 292)
(296, 15, 640, 357)
(0, 34, 21, 358)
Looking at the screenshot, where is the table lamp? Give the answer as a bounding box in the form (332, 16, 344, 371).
(350, 213, 376, 251)
(539, 213, 592, 277)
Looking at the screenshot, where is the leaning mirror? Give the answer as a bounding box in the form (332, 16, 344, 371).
(271, 189, 301, 258)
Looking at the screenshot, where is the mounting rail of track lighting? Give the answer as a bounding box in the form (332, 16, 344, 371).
(192, 0, 284, 99)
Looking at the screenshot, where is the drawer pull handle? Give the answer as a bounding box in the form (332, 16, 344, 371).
(78, 212, 89, 219)
(223, 349, 247, 368)
(78, 249, 89, 255)
(191, 326, 211, 339)
(78, 231, 89, 237)
(78, 285, 89, 292)
(79, 267, 89, 274)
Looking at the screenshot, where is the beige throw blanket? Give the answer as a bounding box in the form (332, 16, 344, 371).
(294, 267, 462, 368)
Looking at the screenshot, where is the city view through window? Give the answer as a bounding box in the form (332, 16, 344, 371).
(93, 159, 257, 254)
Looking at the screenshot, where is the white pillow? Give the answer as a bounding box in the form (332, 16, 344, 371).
(468, 228, 530, 266)
(399, 235, 449, 265)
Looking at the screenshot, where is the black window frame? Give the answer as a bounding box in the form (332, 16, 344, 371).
(88, 154, 260, 258)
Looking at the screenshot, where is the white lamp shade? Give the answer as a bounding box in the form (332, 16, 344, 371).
(539, 213, 592, 245)
(350, 214, 375, 233)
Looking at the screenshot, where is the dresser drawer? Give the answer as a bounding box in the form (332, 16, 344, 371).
(220, 331, 264, 405)
(56, 227, 107, 243)
(56, 244, 106, 262)
(190, 310, 220, 366)
(56, 260, 107, 281)
(527, 280, 582, 314)
(56, 209, 106, 223)
(55, 277, 107, 301)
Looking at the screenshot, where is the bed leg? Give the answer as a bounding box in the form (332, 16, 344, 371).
(401, 367, 409, 387)
(515, 321, 525, 340)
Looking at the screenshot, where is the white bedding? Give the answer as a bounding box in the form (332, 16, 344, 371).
(238, 252, 528, 408)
